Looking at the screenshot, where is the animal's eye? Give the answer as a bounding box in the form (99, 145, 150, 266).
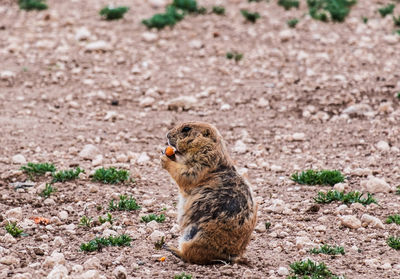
(182, 126, 191, 133)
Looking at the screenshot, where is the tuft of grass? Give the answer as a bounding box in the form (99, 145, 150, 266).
(378, 4, 395, 17)
(288, 259, 343, 279)
(386, 214, 400, 225)
(52, 167, 84, 183)
(99, 5, 129, 20)
(142, 6, 184, 29)
(394, 16, 400, 27)
(278, 0, 299, 10)
(314, 190, 377, 206)
(98, 212, 115, 225)
(154, 236, 165, 250)
(79, 216, 93, 228)
(40, 183, 56, 198)
(5, 222, 24, 237)
(21, 162, 56, 176)
(362, 16, 368, 23)
(226, 51, 243, 62)
(240, 9, 260, 23)
(92, 167, 129, 184)
(307, 0, 356, 22)
(18, 0, 47, 11)
(172, 0, 198, 13)
(174, 273, 192, 279)
(309, 244, 345, 255)
(291, 170, 344, 186)
(387, 236, 400, 250)
(265, 222, 271, 229)
(141, 213, 166, 223)
(212, 6, 225, 15)
(109, 195, 140, 211)
(80, 235, 131, 252)
(287, 18, 299, 28)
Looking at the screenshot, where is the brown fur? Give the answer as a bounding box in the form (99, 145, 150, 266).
(161, 121, 257, 264)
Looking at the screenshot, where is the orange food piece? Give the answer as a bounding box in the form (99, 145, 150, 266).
(32, 217, 50, 225)
(165, 146, 175, 157)
(159, 256, 166, 262)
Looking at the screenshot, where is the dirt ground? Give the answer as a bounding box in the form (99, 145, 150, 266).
(1, 0, 400, 278)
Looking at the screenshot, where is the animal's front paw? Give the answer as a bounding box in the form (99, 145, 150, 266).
(160, 154, 170, 169)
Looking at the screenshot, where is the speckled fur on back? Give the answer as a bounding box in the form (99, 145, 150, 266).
(161, 121, 257, 264)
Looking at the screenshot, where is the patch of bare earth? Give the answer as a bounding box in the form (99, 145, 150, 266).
(0, 0, 400, 278)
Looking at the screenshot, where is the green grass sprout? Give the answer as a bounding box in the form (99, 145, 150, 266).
(79, 216, 93, 228)
(99, 212, 115, 225)
(5, 222, 24, 237)
(291, 170, 344, 186)
(309, 244, 345, 255)
(386, 214, 400, 225)
(52, 167, 84, 183)
(307, 0, 356, 22)
(109, 195, 140, 211)
(378, 4, 395, 17)
(21, 162, 56, 176)
(80, 235, 132, 252)
(288, 259, 343, 278)
(99, 5, 129, 20)
(278, 0, 299, 10)
(240, 9, 260, 23)
(174, 273, 192, 279)
(287, 18, 299, 28)
(387, 236, 400, 250)
(18, 0, 48, 11)
(92, 167, 129, 184)
(226, 51, 243, 62)
(212, 6, 225, 15)
(314, 190, 377, 206)
(141, 214, 166, 223)
(40, 183, 56, 198)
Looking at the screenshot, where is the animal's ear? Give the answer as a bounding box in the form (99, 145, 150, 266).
(203, 129, 216, 142)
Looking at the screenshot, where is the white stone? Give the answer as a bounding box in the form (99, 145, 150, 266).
(137, 152, 150, 164)
(116, 154, 128, 163)
(92, 155, 103, 167)
(85, 41, 112, 51)
(360, 176, 391, 193)
(279, 30, 294, 42)
(146, 220, 159, 231)
(277, 267, 289, 276)
(376, 141, 390, 152)
(58, 211, 68, 221)
(383, 35, 398, 45)
(5, 207, 23, 221)
(220, 103, 231, 111)
(314, 225, 326, 232)
(340, 215, 361, 229)
(1, 233, 17, 244)
(43, 251, 65, 268)
(233, 140, 247, 154)
(361, 214, 384, 229)
(1, 70, 16, 81)
(79, 144, 100, 160)
(44, 198, 56, 206)
(333, 183, 346, 192)
(0, 255, 19, 265)
(381, 262, 392, 270)
(342, 103, 372, 117)
(148, 0, 168, 8)
(102, 229, 117, 238)
(53, 237, 65, 247)
(266, 199, 285, 214)
(255, 222, 266, 233)
(292, 133, 306, 141)
(13, 273, 32, 279)
(167, 96, 198, 111)
(270, 165, 283, 172)
(149, 230, 165, 242)
(76, 270, 100, 279)
(12, 154, 26, 164)
(112, 265, 127, 279)
(295, 236, 314, 249)
(142, 32, 158, 43)
(83, 257, 101, 270)
(47, 264, 68, 279)
(189, 39, 203, 49)
(75, 27, 91, 41)
(139, 97, 156, 107)
(104, 111, 118, 121)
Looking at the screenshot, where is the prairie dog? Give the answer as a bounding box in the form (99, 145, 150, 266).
(161, 121, 257, 264)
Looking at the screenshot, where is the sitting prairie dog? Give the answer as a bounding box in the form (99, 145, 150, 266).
(161, 121, 257, 264)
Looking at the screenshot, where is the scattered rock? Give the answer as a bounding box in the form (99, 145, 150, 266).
(361, 214, 384, 229)
(255, 222, 266, 233)
(12, 154, 26, 164)
(292, 132, 306, 141)
(1, 70, 16, 83)
(43, 251, 65, 268)
(76, 270, 100, 279)
(277, 266, 289, 276)
(75, 27, 91, 41)
(333, 183, 346, 192)
(85, 41, 112, 51)
(279, 30, 294, 42)
(340, 215, 361, 229)
(47, 264, 68, 279)
(167, 96, 198, 111)
(265, 199, 285, 214)
(148, 0, 168, 8)
(233, 140, 247, 154)
(360, 176, 391, 193)
(79, 144, 100, 160)
(342, 103, 373, 117)
(376, 141, 390, 152)
(0, 255, 20, 265)
(295, 236, 314, 249)
(137, 152, 150, 164)
(189, 39, 203, 49)
(83, 257, 101, 270)
(142, 32, 158, 43)
(149, 230, 165, 242)
(113, 265, 127, 279)
(5, 207, 23, 222)
(139, 97, 156, 107)
(58, 211, 68, 221)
